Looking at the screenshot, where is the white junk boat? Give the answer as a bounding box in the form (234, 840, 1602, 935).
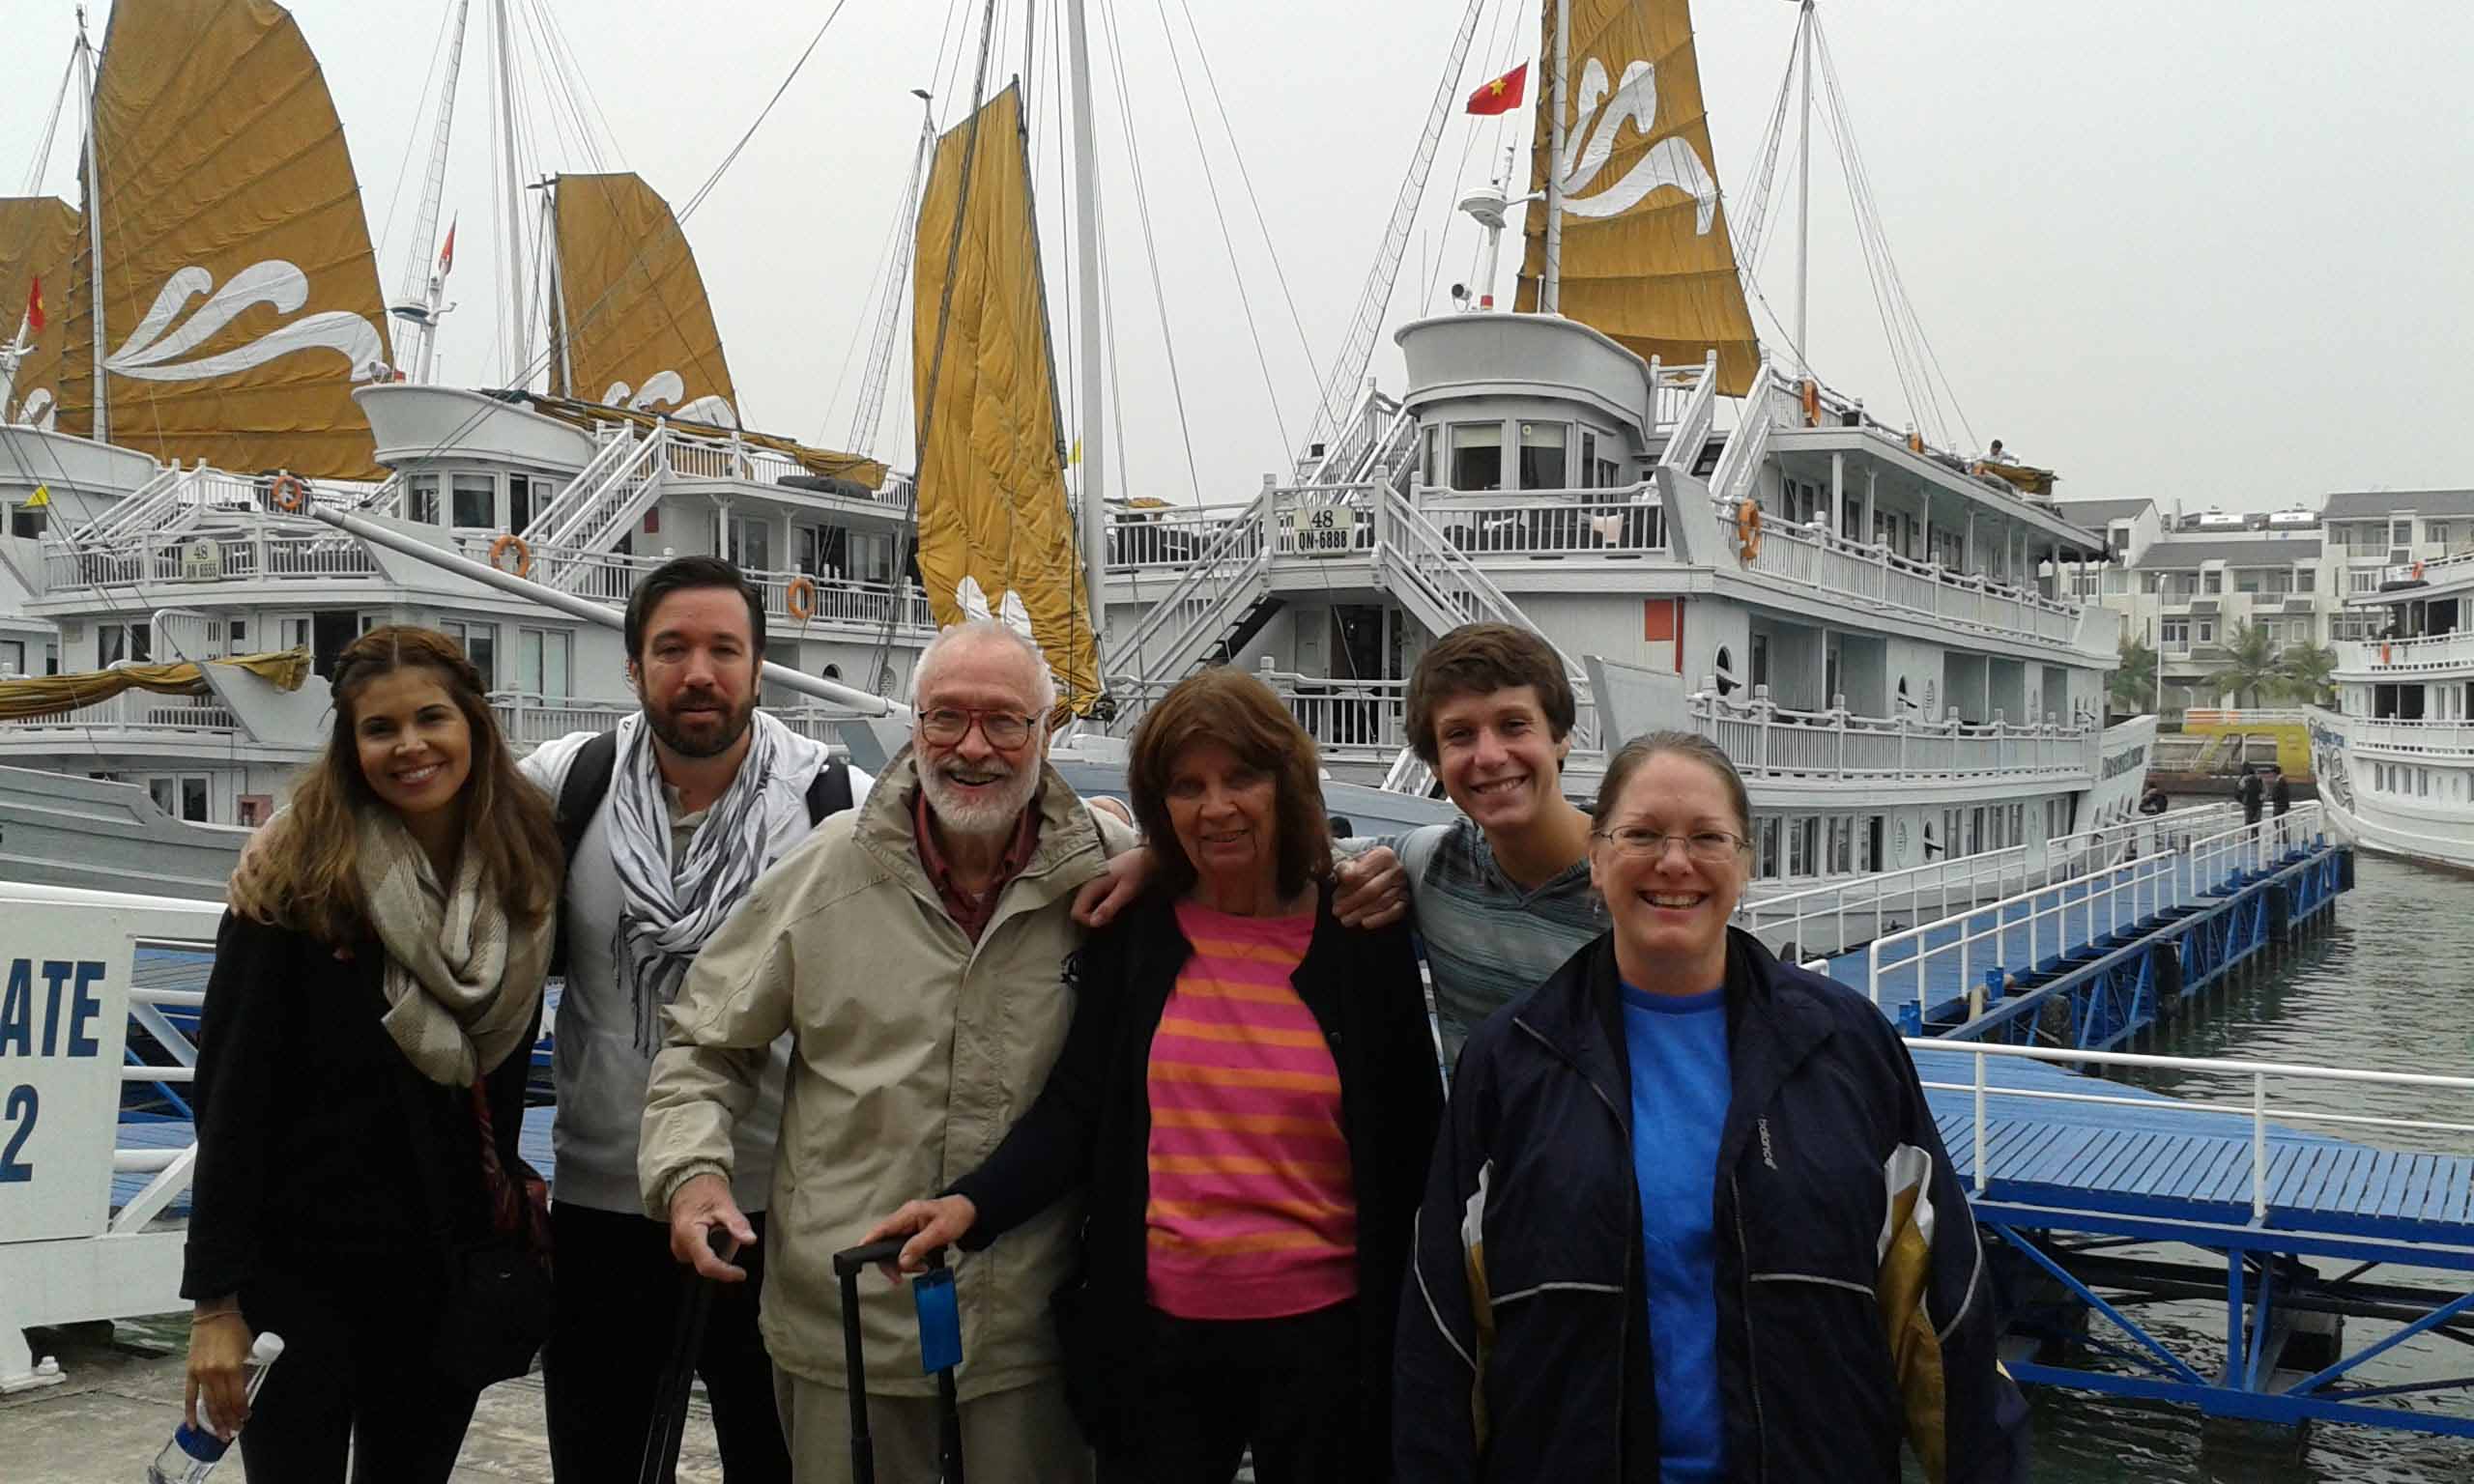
(2307, 547, 2474, 870)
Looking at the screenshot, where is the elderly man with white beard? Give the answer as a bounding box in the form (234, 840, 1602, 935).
(641, 618, 1136, 1484)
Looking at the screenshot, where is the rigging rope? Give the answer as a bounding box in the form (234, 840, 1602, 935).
(1098, 0, 1204, 501)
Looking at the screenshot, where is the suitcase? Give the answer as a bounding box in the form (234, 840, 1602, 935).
(833, 1240, 965, 1484)
(638, 1229, 735, 1484)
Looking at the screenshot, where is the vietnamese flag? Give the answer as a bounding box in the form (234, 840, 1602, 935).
(1466, 62, 1527, 116)
(24, 276, 43, 334)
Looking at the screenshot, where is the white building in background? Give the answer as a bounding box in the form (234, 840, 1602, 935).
(2319, 488, 2474, 610)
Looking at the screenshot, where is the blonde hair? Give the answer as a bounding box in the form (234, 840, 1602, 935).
(229, 626, 562, 944)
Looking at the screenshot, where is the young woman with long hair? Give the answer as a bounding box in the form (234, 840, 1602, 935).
(183, 626, 564, 1481)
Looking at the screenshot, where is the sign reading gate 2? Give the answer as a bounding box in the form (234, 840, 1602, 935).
(0, 953, 125, 1244)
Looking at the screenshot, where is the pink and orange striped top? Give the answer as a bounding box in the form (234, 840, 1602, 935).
(1142, 899, 1359, 1321)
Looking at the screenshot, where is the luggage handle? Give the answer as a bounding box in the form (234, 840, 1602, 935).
(831, 1242, 963, 1484)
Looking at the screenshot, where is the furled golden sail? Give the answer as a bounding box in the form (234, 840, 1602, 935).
(0, 196, 81, 426)
(909, 85, 1100, 716)
(1515, 0, 1760, 395)
(0, 647, 308, 723)
(551, 173, 740, 427)
(58, 0, 390, 478)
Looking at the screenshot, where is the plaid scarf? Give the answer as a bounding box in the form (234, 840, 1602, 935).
(356, 808, 552, 1086)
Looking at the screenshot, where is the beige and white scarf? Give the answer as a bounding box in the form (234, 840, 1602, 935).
(356, 809, 554, 1086)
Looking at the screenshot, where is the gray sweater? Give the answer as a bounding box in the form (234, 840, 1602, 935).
(520, 718, 873, 1213)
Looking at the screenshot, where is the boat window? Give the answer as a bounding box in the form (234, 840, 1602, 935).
(406, 474, 441, 525)
(518, 628, 572, 699)
(1450, 423, 1504, 492)
(1518, 422, 1568, 490)
(444, 620, 498, 690)
(2393, 521, 2413, 547)
(451, 472, 495, 528)
(183, 776, 210, 822)
(100, 622, 151, 666)
(10, 501, 45, 539)
(1422, 425, 1440, 488)
(1756, 817, 1781, 878)
(509, 475, 542, 533)
(1578, 429, 1597, 490)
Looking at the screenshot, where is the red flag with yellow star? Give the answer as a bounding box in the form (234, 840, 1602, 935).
(1466, 62, 1527, 116)
(23, 276, 43, 334)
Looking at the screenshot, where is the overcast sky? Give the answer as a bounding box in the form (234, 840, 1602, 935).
(8, 0, 2470, 516)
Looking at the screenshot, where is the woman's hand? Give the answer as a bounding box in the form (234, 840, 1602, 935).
(185, 1305, 254, 1440)
(858, 1195, 979, 1280)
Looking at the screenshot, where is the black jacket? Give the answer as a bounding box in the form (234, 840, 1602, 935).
(182, 911, 537, 1302)
(947, 882, 1443, 1461)
(1395, 928, 2029, 1482)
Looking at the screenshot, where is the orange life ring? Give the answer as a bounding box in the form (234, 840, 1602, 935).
(487, 531, 532, 579)
(1735, 500, 1763, 564)
(1907, 430, 1927, 455)
(1800, 379, 1822, 427)
(269, 473, 307, 512)
(786, 575, 817, 621)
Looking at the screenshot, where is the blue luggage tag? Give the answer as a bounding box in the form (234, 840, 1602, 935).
(914, 1266, 963, 1375)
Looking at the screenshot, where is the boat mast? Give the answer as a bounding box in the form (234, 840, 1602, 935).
(75, 5, 107, 442)
(1541, 0, 1568, 313)
(394, 0, 472, 385)
(1063, 0, 1109, 635)
(1794, 0, 1814, 375)
(540, 179, 571, 396)
(491, 0, 531, 386)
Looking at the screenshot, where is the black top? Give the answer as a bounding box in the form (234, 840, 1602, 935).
(1394, 928, 2032, 1482)
(181, 910, 537, 1301)
(945, 881, 1443, 1463)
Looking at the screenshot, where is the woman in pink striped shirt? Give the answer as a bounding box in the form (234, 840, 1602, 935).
(865, 667, 1442, 1482)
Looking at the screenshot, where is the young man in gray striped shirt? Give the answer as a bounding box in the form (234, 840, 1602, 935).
(1334, 623, 1601, 1065)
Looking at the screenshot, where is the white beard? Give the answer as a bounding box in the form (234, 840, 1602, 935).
(920, 758, 1041, 839)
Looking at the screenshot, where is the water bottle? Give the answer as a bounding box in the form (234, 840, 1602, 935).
(146, 1331, 285, 1484)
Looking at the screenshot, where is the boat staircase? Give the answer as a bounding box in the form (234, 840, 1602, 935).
(516, 422, 669, 587)
(1705, 359, 1776, 511)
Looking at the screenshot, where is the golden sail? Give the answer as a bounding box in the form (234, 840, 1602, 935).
(0, 647, 307, 723)
(1514, 0, 1761, 395)
(58, 0, 390, 478)
(0, 196, 80, 425)
(910, 85, 1101, 716)
(551, 173, 740, 426)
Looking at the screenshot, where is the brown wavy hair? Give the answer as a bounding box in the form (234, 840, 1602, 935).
(1127, 667, 1331, 903)
(229, 625, 562, 944)
(1406, 622, 1577, 765)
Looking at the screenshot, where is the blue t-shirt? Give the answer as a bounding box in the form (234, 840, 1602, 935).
(1622, 980, 1732, 1484)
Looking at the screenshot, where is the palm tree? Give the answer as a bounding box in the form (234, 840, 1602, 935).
(2276, 641, 2340, 706)
(2204, 622, 2285, 709)
(2110, 637, 2157, 717)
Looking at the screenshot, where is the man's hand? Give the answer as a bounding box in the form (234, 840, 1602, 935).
(1333, 844, 1409, 929)
(858, 1195, 980, 1279)
(667, 1172, 758, 1282)
(1073, 843, 1154, 928)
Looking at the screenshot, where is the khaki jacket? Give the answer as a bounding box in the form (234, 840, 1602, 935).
(639, 747, 1135, 1399)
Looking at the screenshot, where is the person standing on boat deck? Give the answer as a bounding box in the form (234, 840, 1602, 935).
(2138, 781, 2171, 816)
(861, 667, 1442, 1482)
(1073, 623, 1599, 1071)
(187, 628, 561, 1482)
(641, 620, 1138, 1484)
(522, 556, 869, 1484)
(1396, 730, 2031, 1483)
(2270, 765, 2292, 816)
(2237, 762, 2264, 826)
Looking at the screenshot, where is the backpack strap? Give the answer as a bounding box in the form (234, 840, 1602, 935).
(803, 757, 853, 826)
(556, 730, 623, 863)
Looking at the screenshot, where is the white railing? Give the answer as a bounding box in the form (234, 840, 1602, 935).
(70, 463, 186, 544)
(1724, 497, 2083, 643)
(1705, 361, 1777, 503)
(1649, 357, 1717, 441)
(1689, 692, 2102, 783)
(2343, 719, 2474, 758)
(492, 696, 871, 749)
(2338, 633, 2474, 676)
(1309, 386, 1406, 487)
(1864, 851, 2187, 1014)
(1737, 803, 2235, 961)
(663, 429, 810, 488)
(1420, 490, 1666, 557)
(2182, 708, 2310, 727)
(1655, 354, 1719, 475)
(450, 535, 935, 633)
(43, 528, 383, 588)
(532, 424, 668, 558)
(519, 424, 637, 544)
(1860, 809, 2323, 1013)
(0, 690, 243, 737)
(1106, 503, 1251, 574)
(1912, 1040, 2474, 1216)
(1099, 486, 1272, 692)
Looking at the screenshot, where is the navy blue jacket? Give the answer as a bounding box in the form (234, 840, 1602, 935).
(1395, 928, 2030, 1482)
